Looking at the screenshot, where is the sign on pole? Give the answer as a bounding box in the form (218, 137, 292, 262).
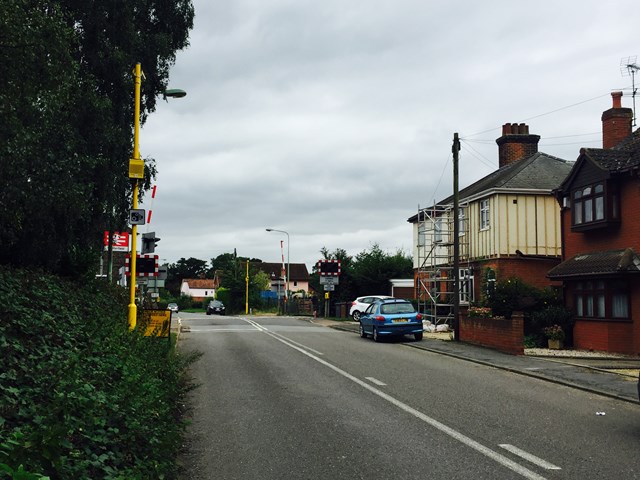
(319, 276, 339, 285)
(141, 309, 171, 338)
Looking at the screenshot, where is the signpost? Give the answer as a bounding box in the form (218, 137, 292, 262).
(103, 231, 130, 252)
(317, 260, 341, 317)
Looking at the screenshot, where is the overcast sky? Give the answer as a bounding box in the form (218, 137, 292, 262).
(140, 0, 639, 270)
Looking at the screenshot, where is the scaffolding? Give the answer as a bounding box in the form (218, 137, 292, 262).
(416, 203, 471, 326)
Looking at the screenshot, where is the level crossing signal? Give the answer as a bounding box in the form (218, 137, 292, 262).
(141, 232, 160, 254)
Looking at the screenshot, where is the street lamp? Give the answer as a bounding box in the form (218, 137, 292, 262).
(266, 228, 290, 313)
(127, 62, 186, 330)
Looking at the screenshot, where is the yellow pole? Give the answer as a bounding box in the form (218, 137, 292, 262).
(245, 261, 249, 314)
(127, 63, 142, 330)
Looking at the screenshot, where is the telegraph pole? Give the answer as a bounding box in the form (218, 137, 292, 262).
(452, 133, 460, 341)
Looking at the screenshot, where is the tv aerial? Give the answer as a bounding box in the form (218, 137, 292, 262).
(621, 56, 639, 126)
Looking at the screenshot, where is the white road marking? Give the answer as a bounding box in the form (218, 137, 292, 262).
(365, 377, 387, 386)
(499, 444, 561, 470)
(188, 328, 262, 333)
(243, 319, 325, 356)
(261, 330, 548, 480)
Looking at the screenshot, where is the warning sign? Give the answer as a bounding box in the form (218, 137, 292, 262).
(141, 309, 171, 338)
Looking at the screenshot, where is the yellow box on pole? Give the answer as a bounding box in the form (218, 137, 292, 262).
(128, 158, 145, 179)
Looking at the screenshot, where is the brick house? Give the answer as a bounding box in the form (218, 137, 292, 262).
(549, 92, 640, 354)
(408, 123, 572, 323)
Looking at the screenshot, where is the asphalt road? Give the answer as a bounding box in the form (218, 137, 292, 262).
(177, 313, 640, 479)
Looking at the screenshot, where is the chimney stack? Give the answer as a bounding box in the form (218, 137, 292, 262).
(602, 91, 632, 149)
(496, 123, 540, 167)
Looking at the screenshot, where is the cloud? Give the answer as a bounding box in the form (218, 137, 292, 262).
(140, 0, 639, 269)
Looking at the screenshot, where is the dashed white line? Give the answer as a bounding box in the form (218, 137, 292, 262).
(365, 377, 387, 386)
(499, 444, 561, 470)
(263, 332, 548, 480)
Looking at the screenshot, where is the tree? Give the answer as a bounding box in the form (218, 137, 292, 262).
(351, 244, 413, 296)
(166, 257, 208, 294)
(312, 244, 413, 305)
(0, 0, 194, 276)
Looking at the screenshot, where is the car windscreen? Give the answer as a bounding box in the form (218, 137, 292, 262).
(380, 303, 415, 315)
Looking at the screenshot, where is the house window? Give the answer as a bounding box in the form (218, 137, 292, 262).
(574, 280, 629, 320)
(459, 268, 474, 304)
(479, 199, 490, 230)
(572, 182, 618, 229)
(458, 207, 466, 236)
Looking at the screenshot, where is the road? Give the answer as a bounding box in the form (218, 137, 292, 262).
(177, 313, 640, 479)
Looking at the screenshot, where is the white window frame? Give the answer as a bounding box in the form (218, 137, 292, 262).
(479, 199, 490, 230)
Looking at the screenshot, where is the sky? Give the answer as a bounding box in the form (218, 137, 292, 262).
(140, 0, 639, 271)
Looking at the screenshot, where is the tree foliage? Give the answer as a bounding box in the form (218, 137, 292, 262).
(0, 0, 194, 276)
(311, 244, 413, 304)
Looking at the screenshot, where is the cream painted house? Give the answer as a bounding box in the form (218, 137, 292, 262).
(180, 278, 218, 301)
(408, 123, 572, 323)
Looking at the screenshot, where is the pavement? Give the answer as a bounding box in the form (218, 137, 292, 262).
(313, 318, 640, 405)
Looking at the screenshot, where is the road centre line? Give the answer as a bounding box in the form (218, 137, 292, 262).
(243, 319, 324, 356)
(499, 444, 561, 470)
(365, 377, 387, 386)
(260, 329, 548, 480)
(189, 327, 261, 333)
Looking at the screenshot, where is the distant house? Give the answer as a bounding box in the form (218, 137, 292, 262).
(251, 262, 310, 297)
(408, 123, 572, 324)
(549, 92, 640, 354)
(180, 278, 218, 301)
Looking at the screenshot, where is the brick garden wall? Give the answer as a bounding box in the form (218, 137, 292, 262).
(459, 311, 524, 355)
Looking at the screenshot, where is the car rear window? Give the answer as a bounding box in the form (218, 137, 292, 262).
(381, 303, 415, 314)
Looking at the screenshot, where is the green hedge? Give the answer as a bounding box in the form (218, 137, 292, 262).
(0, 267, 198, 479)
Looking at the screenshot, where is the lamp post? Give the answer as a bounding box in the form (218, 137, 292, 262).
(266, 228, 290, 313)
(127, 63, 186, 330)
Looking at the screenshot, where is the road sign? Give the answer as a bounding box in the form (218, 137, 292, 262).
(129, 209, 146, 225)
(140, 309, 171, 338)
(103, 231, 130, 252)
(319, 276, 339, 285)
(323, 284, 335, 291)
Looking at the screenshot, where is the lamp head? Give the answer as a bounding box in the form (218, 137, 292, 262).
(164, 88, 187, 98)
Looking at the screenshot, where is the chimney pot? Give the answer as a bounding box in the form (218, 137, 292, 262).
(611, 91, 623, 109)
(602, 91, 632, 148)
(496, 123, 540, 167)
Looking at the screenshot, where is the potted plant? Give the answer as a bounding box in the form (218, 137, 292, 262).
(543, 324, 565, 349)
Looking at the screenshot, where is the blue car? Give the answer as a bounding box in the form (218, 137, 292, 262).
(359, 298, 424, 342)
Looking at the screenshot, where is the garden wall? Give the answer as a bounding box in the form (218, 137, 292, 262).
(459, 311, 524, 355)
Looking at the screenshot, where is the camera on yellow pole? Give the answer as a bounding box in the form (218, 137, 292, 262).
(128, 158, 145, 179)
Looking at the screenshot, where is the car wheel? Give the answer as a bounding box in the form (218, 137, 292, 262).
(373, 327, 381, 343)
(414, 332, 423, 341)
(352, 311, 361, 322)
(359, 322, 367, 338)
(206, 311, 211, 315)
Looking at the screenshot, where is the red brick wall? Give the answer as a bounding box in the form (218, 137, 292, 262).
(573, 321, 634, 354)
(459, 311, 524, 355)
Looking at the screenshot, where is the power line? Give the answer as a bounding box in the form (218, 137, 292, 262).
(462, 92, 612, 140)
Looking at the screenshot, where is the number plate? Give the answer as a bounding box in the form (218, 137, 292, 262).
(392, 318, 408, 323)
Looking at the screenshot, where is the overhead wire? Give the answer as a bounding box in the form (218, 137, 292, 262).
(424, 89, 624, 205)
